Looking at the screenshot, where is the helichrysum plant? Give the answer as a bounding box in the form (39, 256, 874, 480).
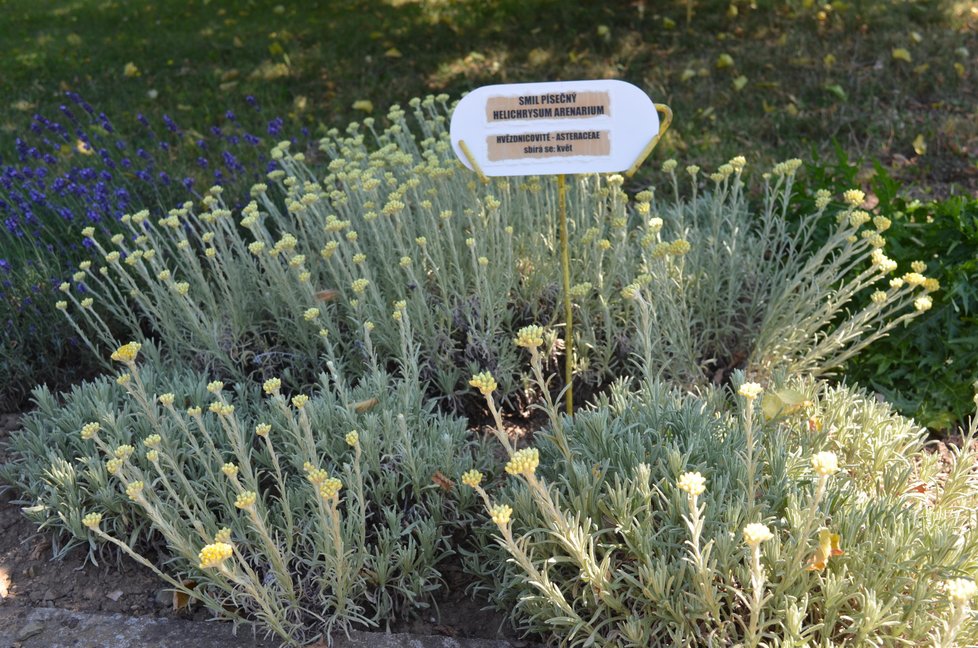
(1, 342, 488, 645)
(462, 356, 978, 646)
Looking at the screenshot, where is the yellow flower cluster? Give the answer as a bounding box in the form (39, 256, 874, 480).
(305, 464, 330, 485)
(82, 512, 102, 530)
(235, 491, 257, 509)
(947, 578, 978, 605)
(214, 527, 233, 544)
(80, 422, 101, 441)
(143, 434, 162, 448)
(158, 393, 175, 406)
(198, 542, 234, 569)
(505, 448, 540, 477)
(292, 394, 309, 410)
(206, 380, 224, 394)
(187, 406, 202, 417)
(469, 371, 497, 397)
(210, 402, 235, 416)
(677, 471, 706, 497)
(738, 382, 763, 400)
(111, 342, 141, 364)
(902, 272, 925, 287)
(106, 458, 123, 475)
(255, 423, 271, 437)
(772, 159, 802, 176)
(811, 451, 839, 477)
(461, 469, 484, 488)
(843, 189, 865, 207)
(743, 523, 774, 546)
(125, 481, 144, 501)
(319, 477, 343, 500)
(222, 463, 239, 478)
(914, 296, 933, 312)
(114, 445, 134, 460)
(514, 325, 545, 350)
(263, 378, 281, 395)
(145, 449, 159, 463)
(304, 308, 320, 321)
(490, 504, 513, 527)
(345, 430, 359, 447)
(351, 278, 370, 295)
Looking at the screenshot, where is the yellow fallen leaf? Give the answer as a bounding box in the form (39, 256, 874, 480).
(954, 62, 966, 78)
(760, 388, 811, 421)
(662, 16, 676, 29)
(823, 53, 836, 68)
(384, 47, 402, 58)
(732, 75, 748, 91)
(123, 62, 140, 77)
(352, 99, 373, 113)
(891, 48, 912, 63)
(680, 68, 697, 82)
(913, 134, 927, 156)
(806, 528, 844, 571)
(910, 31, 923, 44)
(716, 53, 734, 69)
(786, 103, 799, 117)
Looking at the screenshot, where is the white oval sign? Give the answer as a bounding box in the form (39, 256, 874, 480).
(450, 80, 658, 177)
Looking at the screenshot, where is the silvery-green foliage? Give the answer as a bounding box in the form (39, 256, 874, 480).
(466, 376, 978, 646)
(0, 352, 487, 645)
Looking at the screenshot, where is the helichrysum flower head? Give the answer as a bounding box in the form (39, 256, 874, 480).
(923, 277, 940, 292)
(469, 371, 497, 397)
(903, 272, 926, 287)
(262, 377, 281, 395)
(662, 159, 678, 173)
(351, 278, 370, 295)
(187, 406, 202, 417)
(114, 445, 135, 460)
(80, 422, 101, 441)
(255, 423, 271, 437)
(914, 296, 933, 312)
(111, 342, 141, 364)
(206, 380, 224, 394)
(461, 469, 484, 488)
(214, 527, 233, 544)
(870, 289, 887, 304)
(198, 542, 234, 569)
(82, 512, 102, 530)
(345, 430, 359, 447)
(743, 523, 774, 547)
(811, 451, 839, 477)
(947, 578, 978, 606)
(303, 307, 320, 321)
(222, 463, 239, 478)
(677, 471, 706, 497)
(143, 434, 162, 449)
(669, 239, 691, 255)
(843, 189, 865, 207)
(56, 300, 68, 311)
(235, 491, 257, 509)
(292, 394, 309, 410)
(106, 458, 123, 475)
(505, 447, 540, 477)
(158, 393, 175, 407)
(738, 382, 763, 400)
(319, 477, 343, 500)
(125, 481, 144, 501)
(514, 325, 545, 350)
(490, 504, 513, 527)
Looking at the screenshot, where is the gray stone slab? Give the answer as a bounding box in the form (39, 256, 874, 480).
(0, 606, 527, 648)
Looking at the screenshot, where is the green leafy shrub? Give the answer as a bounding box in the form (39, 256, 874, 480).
(0, 342, 486, 645)
(463, 370, 978, 647)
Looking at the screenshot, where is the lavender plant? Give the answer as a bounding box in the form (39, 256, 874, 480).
(1, 341, 487, 644)
(463, 342, 978, 646)
(0, 92, 290, 407)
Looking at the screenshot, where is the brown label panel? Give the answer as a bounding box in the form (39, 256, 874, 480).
(487, 130, 610, 161)
(486, 91, 611, 122)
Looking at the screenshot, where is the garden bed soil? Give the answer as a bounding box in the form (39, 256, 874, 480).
(0, 412, 525, 644)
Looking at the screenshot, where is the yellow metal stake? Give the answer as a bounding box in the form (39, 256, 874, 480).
(626, 104, 673, 178)
(557, 173, 573, 416)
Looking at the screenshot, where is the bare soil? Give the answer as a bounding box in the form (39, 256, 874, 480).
(0, 412, 525, 644)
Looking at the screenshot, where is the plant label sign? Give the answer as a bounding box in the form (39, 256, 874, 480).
(450, 80, 659, 177)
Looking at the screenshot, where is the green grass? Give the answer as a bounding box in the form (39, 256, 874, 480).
(2, 0, 975, 191)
